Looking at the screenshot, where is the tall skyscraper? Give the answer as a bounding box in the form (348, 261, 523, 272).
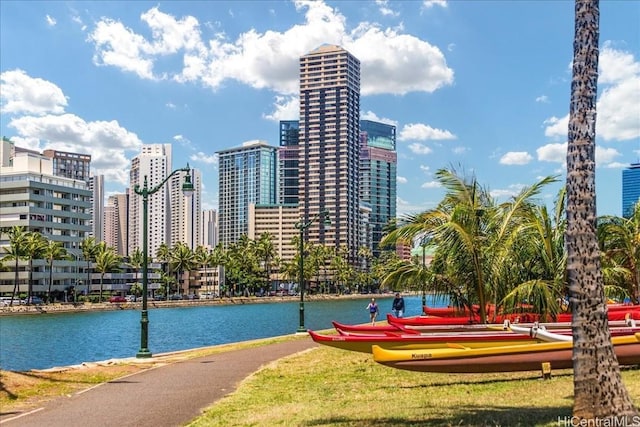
(42, 149, 91, 181)
(360, 120, 397, 257)
(88, 175, 105, 241)
(170, 168, 201, 250)
(622, 162, 640, 218)
(128, 144, 172, 257)
(217, 140, 278, 247)
(104, 193, 128, 256)
(278, 120, 300, 205)
(201, 209, 219, 249)
(299, 44, 361, 263)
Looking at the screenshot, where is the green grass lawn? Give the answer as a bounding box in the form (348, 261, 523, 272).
(187, 344, 640, 427)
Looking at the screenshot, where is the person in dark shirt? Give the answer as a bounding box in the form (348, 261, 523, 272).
(392, 292, 405, 318)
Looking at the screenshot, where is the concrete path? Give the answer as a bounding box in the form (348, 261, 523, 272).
(1, 337, 317, 427)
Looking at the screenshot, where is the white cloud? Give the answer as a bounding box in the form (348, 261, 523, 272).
(0, 69, 68, 115)
(544, 44, 640, 142)
(8, 113, 142, 185)
(397, 176, 407, 184)
(491, 184, 526, 199)
(45, 15, 56, 26)
(535, 95, 549, 103)
(263, 95, 299, 121)
(500, 151, 533, 165)
(191, 152, 218, 165)
(595, 146, 620, 164)
(423, 0, 448, 9)
(399, 123, 456, 141)
(87, 2, 454, 96)
(421, 181, 441, 188)
(452, 146, 467, 154)
(408, 143, 432, 155)
(537, 142, 566, 163)
(361, 110, 398, 126)
(419, 165, 430, 173)
(375, 0, 399, 17)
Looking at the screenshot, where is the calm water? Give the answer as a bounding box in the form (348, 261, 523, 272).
(0, 295, 446, 371)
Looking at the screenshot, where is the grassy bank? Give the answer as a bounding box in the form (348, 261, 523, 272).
(187, 344, 640, 427)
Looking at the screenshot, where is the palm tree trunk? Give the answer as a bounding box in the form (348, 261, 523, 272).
(567, 0, 638, 420)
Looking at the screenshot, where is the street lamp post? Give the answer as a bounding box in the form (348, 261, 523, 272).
(295, 210, 330, 333)
(133, 165, 194, 358)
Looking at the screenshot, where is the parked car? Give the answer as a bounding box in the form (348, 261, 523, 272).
(21, 296, 44, 305)
(109, 295, 127, 303)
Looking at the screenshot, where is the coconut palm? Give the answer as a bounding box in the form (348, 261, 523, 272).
(2, 226, 29, 306)
(565, 0, 637, 419)
(94, 242, 121, 303)
(255, 232, 276, 292)
(170, 242, 195, 296)
(44, 240, 70, 303)
(598, 202, 640, 303)
(24, 232, 47, 304)
(155, 243, 172, 300)
(194, 245, 210, 294)
(128, 248, 144, 301)
(208, 243, 227, 297)
(80, 237, 97, 299)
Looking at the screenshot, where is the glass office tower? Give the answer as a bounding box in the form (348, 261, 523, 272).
(360, 120, 397, 257)
(622, 163, 640, 218)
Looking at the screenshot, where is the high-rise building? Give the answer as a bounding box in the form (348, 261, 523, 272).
(622, 162, 640, 218)
(0, 139, 91, 294)
(201, 209, 219, 250)
(278, 120, 300, 205)
(217, 140, 278, 247)
(104, 193, 128, 256)
(170, 168, 201, 250)
(42, 149, 103, 242)
(42, 149, 91, 181)
(299, 44, 361, 263)
(88, 175, 105, 241)
(360, 120, 397, 257)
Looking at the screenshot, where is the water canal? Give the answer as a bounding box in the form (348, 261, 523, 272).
(1, 295, 446, 371)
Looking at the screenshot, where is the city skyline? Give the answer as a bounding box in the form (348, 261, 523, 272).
(1, 1, 639, 217)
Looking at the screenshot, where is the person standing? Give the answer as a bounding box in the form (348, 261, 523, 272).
(392, 292, 405, 318)
(366, 298, 379, 325)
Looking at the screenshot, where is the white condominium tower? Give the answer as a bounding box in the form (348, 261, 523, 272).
(299, 44, 361, 263)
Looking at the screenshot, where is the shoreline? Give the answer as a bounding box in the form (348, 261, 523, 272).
(0, 292, 390, 316)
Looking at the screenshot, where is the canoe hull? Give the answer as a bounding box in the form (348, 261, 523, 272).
(309, 330, 545, 354)
(372, 334, 640, 373)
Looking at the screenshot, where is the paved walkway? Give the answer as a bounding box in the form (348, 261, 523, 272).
(1, 337, 317, 426)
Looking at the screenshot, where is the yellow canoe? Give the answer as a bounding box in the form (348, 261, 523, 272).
(372, 333, 640, 373)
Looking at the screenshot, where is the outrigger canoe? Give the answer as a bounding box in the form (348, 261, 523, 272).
(308, 329, 561, 354)
(371, 333, 640, 373)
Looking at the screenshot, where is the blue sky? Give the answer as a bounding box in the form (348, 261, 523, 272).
(1, 0, 639, 217)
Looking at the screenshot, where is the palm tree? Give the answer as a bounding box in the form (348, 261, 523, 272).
(24, 232, 47, 304)
(194, 245, 210, 294)
(128, 248, 144, 300)
(156, 243, 172, 300)
(598, 202, 640, 303)
(208, 243, 226, 297)
(170, 242, 195, 296)
(94, 242, 121, 303)
(3, 226, 28, 306)
(44, 240, 69, 303)
(255, 233, 276, 292)
(565, 0, 637, 420)
(80, 237, 97, 300)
